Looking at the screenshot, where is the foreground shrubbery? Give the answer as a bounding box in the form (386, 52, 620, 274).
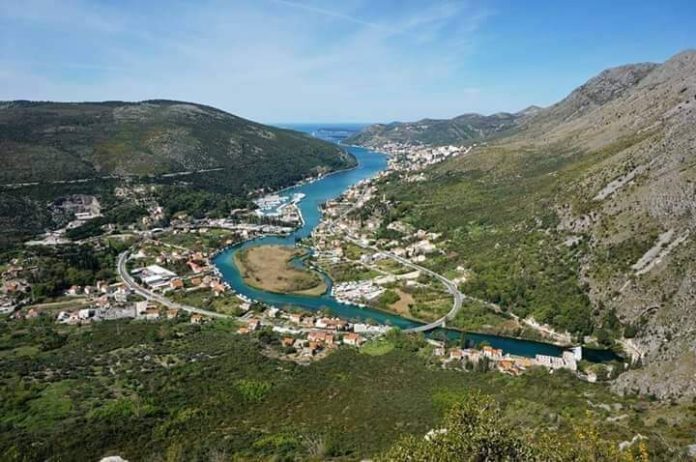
(381, 392, 649, 461)
(0, 320, 691, 461)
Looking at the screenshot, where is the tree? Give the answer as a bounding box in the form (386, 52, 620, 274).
(379, 392, 649, 462)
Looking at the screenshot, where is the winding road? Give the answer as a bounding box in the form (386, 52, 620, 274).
(340, 232, 463, 333)
(117, 251, 230, 319)
(327, 186, 464, 333)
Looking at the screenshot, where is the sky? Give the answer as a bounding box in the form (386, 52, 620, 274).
(1, 0, 695, 123)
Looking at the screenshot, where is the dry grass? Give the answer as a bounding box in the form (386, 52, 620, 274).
(389, 288, 414, 316)
(235, 245, 327, 296)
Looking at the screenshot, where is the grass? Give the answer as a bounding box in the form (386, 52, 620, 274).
(0, 318, 692, 460)
(360, 338, 396, 356)
(170, 290, 243, 315)
(157, 229, 237, 253)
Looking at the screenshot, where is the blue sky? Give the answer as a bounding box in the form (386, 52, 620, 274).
(1, 0, 694, 123)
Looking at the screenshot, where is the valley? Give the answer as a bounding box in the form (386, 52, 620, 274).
(1, 43, 695, 461)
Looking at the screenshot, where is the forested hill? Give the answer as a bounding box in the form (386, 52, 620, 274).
(343, 109, 539, 148)
(0, 100, 355, 186)
(373, 50, 696, 399)
(0, 100, 356, 248)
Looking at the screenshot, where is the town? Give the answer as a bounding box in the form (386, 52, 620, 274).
(0, 137, 613, 382)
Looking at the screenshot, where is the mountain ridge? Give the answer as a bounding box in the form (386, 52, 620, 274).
(369, 49, 696, 399)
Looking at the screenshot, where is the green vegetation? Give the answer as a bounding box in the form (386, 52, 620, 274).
(321, 262, 379, 283)
(170, 291, 243, 316)
(0, 100, 356, 248)
(1, 319, 691, 460)
(345, 112, 520, 147)
(449, 299, 515, 333)
(0, 100, 354, 185)
(13, 242, 128, 301)
(157, 228, 239, 253)
(377, 145, 608, 336)
(380, 392, 650, 461)
(65, 203, 149, 240)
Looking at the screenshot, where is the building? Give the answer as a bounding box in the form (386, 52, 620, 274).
(342, 333, 364, 347)
(308, 331, 334, 346)
(190, 313, 205, 324)
(482, 346, 503, 361)
(137, 265, 177, 288)
(141, 307, 161, 320)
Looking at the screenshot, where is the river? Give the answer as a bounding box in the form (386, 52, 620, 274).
(213, 124, 618, 362)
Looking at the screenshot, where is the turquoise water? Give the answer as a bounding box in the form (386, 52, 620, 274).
(213, 145, 418, 330)
(212, 125, 618, 362)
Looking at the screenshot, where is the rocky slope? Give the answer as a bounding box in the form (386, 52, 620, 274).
(370, 50, 696, 399)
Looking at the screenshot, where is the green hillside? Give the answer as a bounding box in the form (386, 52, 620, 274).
(0, 100, 356, 247)
(0, 100, 354, 185)
(344, 111, 532, 147)
(371, 50, 696, 399)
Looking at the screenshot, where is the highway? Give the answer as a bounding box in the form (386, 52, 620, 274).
(116, 251, 230, 319)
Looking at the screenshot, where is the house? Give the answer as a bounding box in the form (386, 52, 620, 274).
(497, 359, 522, 375)
(247, 319, 260, 331)
(190, 277, 203, 287)
(96, 280, 110, 293)
(342, 333, 364, 347)
(66, 285, 82, 296)
(142, 307, 160, 320)
(462, 349, 482, 363)
(190, 313, 205, 324)
(315, 317, 348, 331)
(135, 301, 149, 316)
(25, 308, 40, 319)
(449, 349, 464, 360)
(282, 337, 295, 348)
(187, 260, 205, 274)
(308, 331, 334, 346)
(78, 308, 94, 320)
(170, 278, 184, 290)
(166, 308, 180, 319)
(303, 342, 319, 356)
(288, 313, 304, 324)
(211, 282, 226, 296)
(482, 346, 503, 361)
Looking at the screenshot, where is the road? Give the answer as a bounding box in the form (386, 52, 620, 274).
(117, 251, 230, 319)
(341, 233, 463, 333)
(326, 189, 463, 333)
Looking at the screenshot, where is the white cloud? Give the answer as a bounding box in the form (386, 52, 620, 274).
(0, 0, 493, 122)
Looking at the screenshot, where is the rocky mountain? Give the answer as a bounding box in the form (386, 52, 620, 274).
(344, 111, 524, 148)
(372, 50, 696, 399)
